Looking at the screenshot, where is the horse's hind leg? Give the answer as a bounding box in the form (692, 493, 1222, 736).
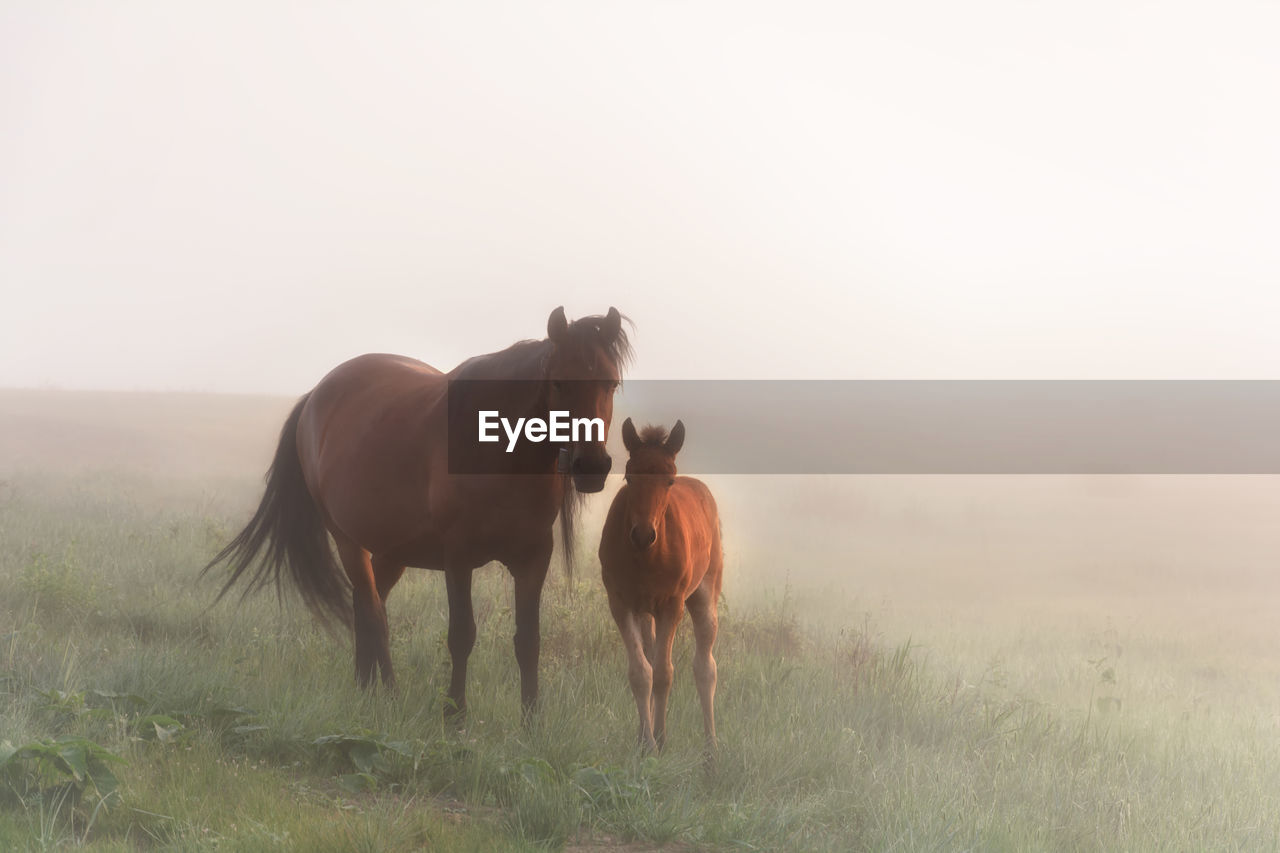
(687, 583, 720, 757)
(371, 558, 405, 688)
(336, 539, 393, 689)
(375, 562, 406, 602)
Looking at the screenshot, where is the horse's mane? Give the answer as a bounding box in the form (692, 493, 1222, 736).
(451, 338, 550, 381)
(450, 312, 633, 581)
(451, 313, 632, 380)
(555, 314, 634, 374)
(554, 312, 632, 581)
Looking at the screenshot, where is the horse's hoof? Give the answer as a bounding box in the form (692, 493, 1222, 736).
(442, 699, 467, 725)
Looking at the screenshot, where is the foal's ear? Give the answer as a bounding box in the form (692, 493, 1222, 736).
(547, 306, 569, 343)
(665, 420, 686, 456)
(600, 306, 622, 341)
(621, 417, 640, 453)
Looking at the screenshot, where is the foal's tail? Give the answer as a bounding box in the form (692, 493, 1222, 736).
(201, 394, 352, 626)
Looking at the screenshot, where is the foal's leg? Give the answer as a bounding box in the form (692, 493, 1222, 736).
(687, 583, 720, 755)
(336, 538, 390, 689)
(509, 549, 551, 717)
(651, 599, 685, 751)
(444, 568, 476, 719)
(608, 594, 656, 751)
(640, 612, 657, 722)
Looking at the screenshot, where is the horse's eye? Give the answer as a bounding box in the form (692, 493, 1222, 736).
(551, 380, 562, 390)
(667, 478, 675, 487)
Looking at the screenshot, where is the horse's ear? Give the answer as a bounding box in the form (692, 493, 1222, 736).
(621, 417, 639, 453)
(547, 306, 568, 343)
(665, 420, 685, 456)
(600, 306, 621, 341)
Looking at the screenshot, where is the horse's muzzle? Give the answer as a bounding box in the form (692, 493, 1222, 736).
(570, 453, 611, 494)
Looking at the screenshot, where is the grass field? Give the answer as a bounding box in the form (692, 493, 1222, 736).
(3, 391, 1280, 851)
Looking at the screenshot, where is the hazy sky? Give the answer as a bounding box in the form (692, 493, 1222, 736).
(3, 2, 1278, 392)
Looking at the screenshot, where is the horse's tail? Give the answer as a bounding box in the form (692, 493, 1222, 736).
(201, 394, 352, 626)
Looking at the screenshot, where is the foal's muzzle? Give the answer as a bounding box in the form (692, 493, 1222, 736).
(630, 523, 657, 550)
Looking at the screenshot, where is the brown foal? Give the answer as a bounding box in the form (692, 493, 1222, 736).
(599, 418, 723, 754)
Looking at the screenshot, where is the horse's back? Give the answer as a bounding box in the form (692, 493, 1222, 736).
(301, 353, 446, 460)
(297, 353, 448, 549)
(313, 353, 444, 401)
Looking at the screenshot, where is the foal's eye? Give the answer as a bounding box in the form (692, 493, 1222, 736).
(667, 478, 675, 487)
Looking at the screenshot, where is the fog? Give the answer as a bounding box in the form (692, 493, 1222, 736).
(4, 389, 1278, 705)
(6, 15, 1280, 843)
(4, 4, 1280, 701)
(4, 2, 1280, 392)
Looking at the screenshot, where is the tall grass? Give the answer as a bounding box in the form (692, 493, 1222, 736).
(3, 470, 1280, 850)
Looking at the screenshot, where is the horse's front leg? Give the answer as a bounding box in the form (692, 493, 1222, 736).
(445, 567, 476, 719)
(508, 543, 552, 717)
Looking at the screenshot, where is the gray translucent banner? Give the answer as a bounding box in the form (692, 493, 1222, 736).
(449, 381, 1280, 474)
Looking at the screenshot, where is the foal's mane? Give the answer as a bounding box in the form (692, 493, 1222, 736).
(635, 425, 671, 447)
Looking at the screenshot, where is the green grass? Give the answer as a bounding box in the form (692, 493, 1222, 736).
(3, 470, 1280, 851)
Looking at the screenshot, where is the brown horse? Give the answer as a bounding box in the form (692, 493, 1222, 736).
(599, 418, 723, 754)
(203, 307, 629, 716)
